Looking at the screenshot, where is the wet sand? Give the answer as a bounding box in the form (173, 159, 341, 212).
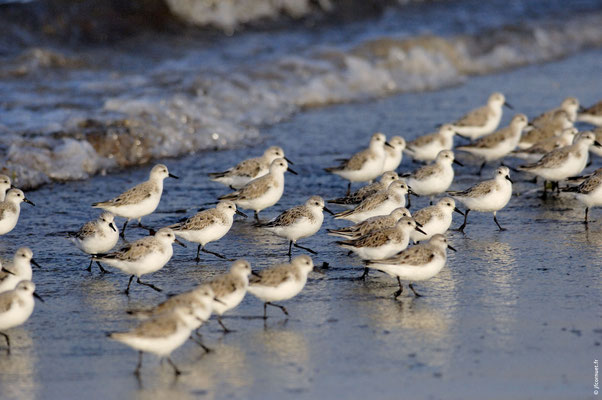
(1, 48, 601, 399)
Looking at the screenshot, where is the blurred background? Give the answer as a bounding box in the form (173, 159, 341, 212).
(1, 0, 602, 188)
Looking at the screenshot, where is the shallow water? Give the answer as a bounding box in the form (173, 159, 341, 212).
(1, 48, 602, 399)
(2, 0, 602, 189)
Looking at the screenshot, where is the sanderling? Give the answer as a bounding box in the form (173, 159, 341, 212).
(334, 180, 410, 223)
(337, 217, 424, 260)
(208, 146, 291, 189)
(109, 306, 199, 376)
(448, 166, 513, 232)
(207, 259, 253, 332)
(531, 97, 580, 126)
(68, 212, 119, 273)
(0, 175, 12, 202)
(93, 228, 185, 295)
(577, 100, 602, 127)
(0, 280, 43, 354)
(325, 132, 392, 195)
(404, 150, 462, 200)
(383, 136, 406, 172)
(128, 284, 216, 352)
(404, 124, 457, 163)
(562, 167, 602, 224)
(591, 128, 602, 158)
(327, 207, 412, 240)
(511, 127, 578, 160)
(519, 131, 601, 196)
(0, 189, 34, 236)
(92, 164, 178, 239)
(219, 158, 297, 221)
(366, 234, 455, 298)
(450, 92, 512, 140)
(168, 201, 246, 262)
(327, 171, 399, 206)
(518, 110, 573, 150)
(247, 255, 314, 319)
(257, 195, 333, 257)
(411, 198, 464, 243)
(456, 114, 528, 174)
(0, 248, 41, 294)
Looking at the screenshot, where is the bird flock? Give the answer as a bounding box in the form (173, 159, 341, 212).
(0, 93, 601, 377)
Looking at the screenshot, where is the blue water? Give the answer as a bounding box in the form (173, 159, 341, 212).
(0, 46, 600, 399)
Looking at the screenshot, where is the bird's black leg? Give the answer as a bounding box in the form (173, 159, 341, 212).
(121, 220, 129, 239)
(478, 161, 486, 176)
(96, 262, 109, 274)
(0, 332, 10, 354)
(409, 283, 422, 297)
(201, 246, 227, 260)
(266, 302, 289, 317)
(455, 209, 470, 232)
(493, 213, 506, 231)
(393, 277, 403, 298)
(136, 277, 162, 292)
(134, 351, 143, 376)
(125, 275, 135, 295)
(293, 243, 317, 255)
(166, 357, 182, 376)
(217, 316, 234, 333)
(86, 259, 93, 272)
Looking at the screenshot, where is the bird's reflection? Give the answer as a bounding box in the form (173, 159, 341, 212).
(0, 329, 37, 400)
(130, 341, 251, 400)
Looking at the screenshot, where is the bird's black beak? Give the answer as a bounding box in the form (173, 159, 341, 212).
(594, 141, 602, 148)
(447, 244, 457, 252)
(415, 221, 423, 228)
(415, 226, 427, 235)
(455, 132, 470, 139)
(385, 141, 394, 148)
(235, 210, 248, 218)
(284, 157, 294, 165)
(109, 222, 117, 232)
(323, 206, 335, 216)
(504, 102, 513, 110)
(453, 159, 464, 166)
(1, 267, 15, 275)
(168, 173, 179, 179)
(251, 271, 261, 278)
(454, 207, 465, 216)
(527, 122, 535, 128)
(10, 184, 17, 189)
(287, 168, 298, 175)
(408, 188, 418, 197)
(31, 259, 42, 269)
(34, 292, 45, 302)
(506, 175, 513, 183)
(24, 198, 35, 206)
(213, 297, 226, 305)
(174, 238, 187, 248)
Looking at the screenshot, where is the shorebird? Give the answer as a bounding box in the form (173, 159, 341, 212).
(219, 158, 297, 221)
(208, 146, 292, 189)
(92, 164, 178, 239)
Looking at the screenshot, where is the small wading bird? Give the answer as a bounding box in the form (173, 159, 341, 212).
(208, 146, 293, 189)
(325, 132, 393, 196)
(366, 234, 455, 298)
(93, 164, 178, 239)
(257, 196, 333, 258)
(448, 166, 513, 232)
(219, 158, 297, 221)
